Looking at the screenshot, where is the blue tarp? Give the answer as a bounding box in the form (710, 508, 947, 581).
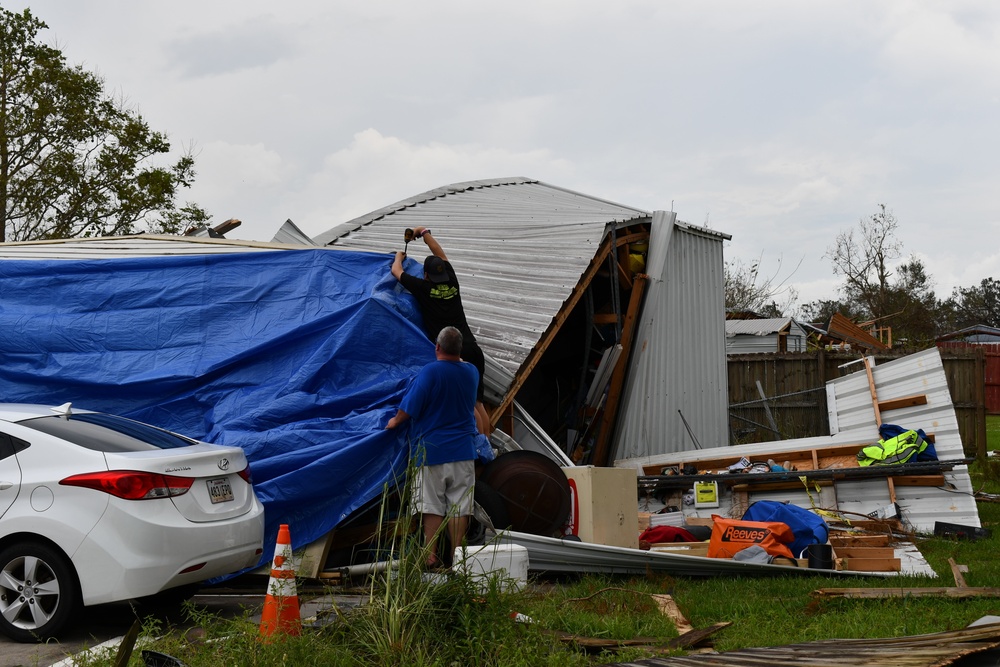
(0, 248, 435, 570)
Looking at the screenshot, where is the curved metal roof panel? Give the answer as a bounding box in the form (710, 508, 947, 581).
(315, 178, 652, 375)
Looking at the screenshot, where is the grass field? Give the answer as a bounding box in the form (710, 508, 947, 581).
(987, 413, 1000, 450)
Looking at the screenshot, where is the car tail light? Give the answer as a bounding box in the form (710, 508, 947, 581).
(60, 471, 194, 500)
(238, 466, 252, 484)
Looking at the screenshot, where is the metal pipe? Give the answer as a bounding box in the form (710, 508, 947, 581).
(337, 559, 399, 578)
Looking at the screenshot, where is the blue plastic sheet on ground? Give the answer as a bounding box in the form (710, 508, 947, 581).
(0, 248, 434, 573)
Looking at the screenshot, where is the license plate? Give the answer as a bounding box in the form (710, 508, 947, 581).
(207, 477, 234, 504)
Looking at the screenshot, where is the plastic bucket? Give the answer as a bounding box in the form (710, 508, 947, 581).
(806, 543, 834, 570)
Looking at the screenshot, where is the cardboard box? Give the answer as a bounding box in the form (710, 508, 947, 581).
(563, 466, 639, 548)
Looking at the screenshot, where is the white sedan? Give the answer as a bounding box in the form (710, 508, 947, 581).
(0, 403, 265, 642)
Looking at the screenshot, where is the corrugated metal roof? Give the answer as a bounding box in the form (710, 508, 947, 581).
(271, 219, 319, 246)
(0, 234, 300, 259)
(613, 212, 731, 459)
(313, 177, 653, 376)
(725, 317, 795, 336)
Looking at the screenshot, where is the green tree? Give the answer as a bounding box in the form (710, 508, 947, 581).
(0, 8, 201, 242)
(882, 256, 941, 348)
(943, 278, 1000, 330)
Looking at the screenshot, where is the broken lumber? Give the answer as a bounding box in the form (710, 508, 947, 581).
(950, 557, 969, 588)
(811, 587, 1000, 600)
(650, 593, 693, 635)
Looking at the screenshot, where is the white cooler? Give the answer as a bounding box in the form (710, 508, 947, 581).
(453, 542, 529, 592)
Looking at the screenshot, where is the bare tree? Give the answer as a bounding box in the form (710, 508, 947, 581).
(725, 254, 800, 316)
(825, 204, 902, 321)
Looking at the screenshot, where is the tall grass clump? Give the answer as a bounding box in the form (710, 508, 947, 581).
(319, 470, 574, 666)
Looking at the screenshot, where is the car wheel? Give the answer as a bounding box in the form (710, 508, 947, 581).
(465, 481, 512, 545)
(0, 542, 80, 642)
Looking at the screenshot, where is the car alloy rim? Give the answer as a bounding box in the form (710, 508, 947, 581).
(0, 555, 61, 630)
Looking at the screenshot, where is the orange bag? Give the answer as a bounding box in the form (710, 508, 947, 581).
(707, 515, 795, 559)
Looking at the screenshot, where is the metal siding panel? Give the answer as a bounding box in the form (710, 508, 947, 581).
(613, 213, 729, 460)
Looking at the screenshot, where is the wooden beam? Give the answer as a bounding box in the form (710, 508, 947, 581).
(863, 356, 882, 425)
(589, 274, 649, 466)
(812, 587, 1000, 600)
(877, 394, 928, 412)
(829, 534, 890, 547)
(592, 313, 619, 324)
(615, 241, 633, 289)
(949, 558, 969, 588)
(833, 547, 896, 559)
(488, 235, 616, 425)
(892, 475, 946, 486)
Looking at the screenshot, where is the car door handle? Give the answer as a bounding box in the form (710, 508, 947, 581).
(0, 482, 12, 490)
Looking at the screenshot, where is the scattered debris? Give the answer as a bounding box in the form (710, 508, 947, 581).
(600, 621, 1000, 666)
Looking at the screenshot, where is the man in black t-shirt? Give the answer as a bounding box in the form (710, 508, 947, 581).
(391, 226, 489, 435)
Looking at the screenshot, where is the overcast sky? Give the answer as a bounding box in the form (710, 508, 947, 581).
(10, 1, 1000, 312)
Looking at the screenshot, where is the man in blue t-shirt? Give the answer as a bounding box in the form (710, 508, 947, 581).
(386, 326, 479, 569)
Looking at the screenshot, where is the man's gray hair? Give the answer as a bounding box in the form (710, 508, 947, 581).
(436, 326, 463, 356)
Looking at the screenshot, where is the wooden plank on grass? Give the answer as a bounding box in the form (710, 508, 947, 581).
(812, 587, 1000, 600)
(665, 622, 731, 650)
(950, 557, 969, 588)
(651, 594, 693, 634)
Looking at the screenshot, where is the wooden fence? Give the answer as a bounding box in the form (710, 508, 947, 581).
(727, 347, 987, 458)
(938, 342, 1000, 414)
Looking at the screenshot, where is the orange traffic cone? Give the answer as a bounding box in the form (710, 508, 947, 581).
(259, 523, 301, 637)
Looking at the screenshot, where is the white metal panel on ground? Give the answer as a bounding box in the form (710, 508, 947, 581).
(313, 178, 651, 377)
(496, 530, 888, 578)
(613, 212, 730, 460)
(617, 348, 979, 533)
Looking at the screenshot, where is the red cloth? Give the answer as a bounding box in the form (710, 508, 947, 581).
(638, 526, 699, 544)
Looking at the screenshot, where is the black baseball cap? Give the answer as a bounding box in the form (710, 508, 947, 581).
(423, 256, 450, 284)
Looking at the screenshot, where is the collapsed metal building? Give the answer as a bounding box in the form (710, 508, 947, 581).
(306, 177, 732, 463)
(0, 177, 733, 465)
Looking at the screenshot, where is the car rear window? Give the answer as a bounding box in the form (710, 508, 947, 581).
(19, 413, 196, 452)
